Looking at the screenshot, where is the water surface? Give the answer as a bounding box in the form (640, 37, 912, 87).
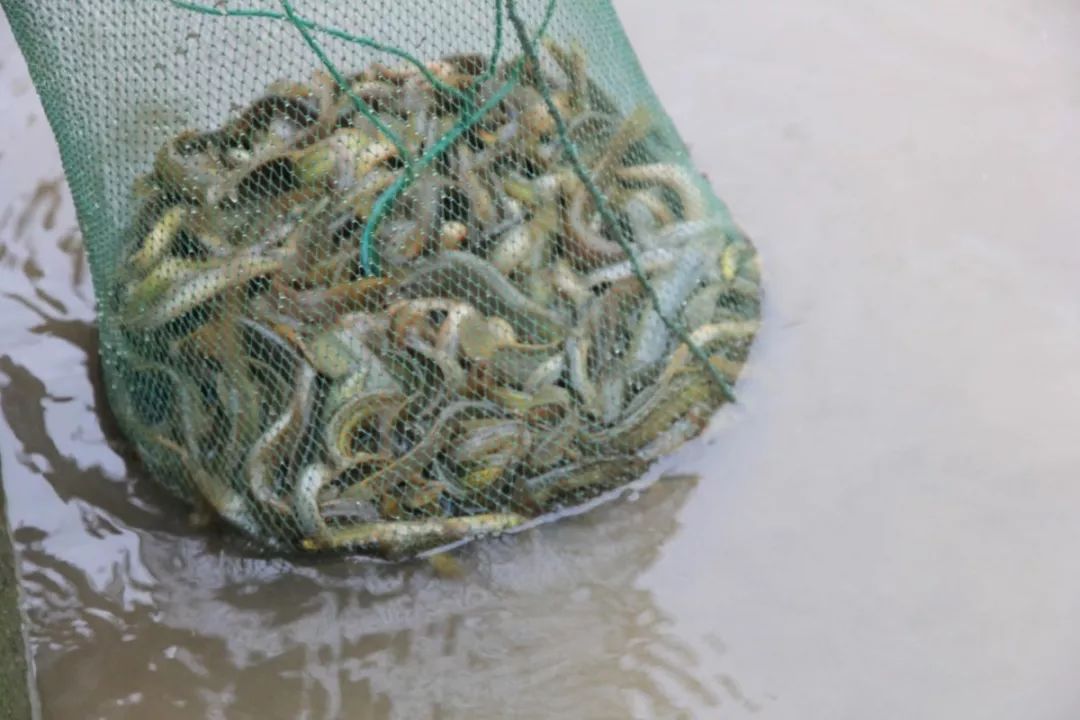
(3, 1, 1080, 718)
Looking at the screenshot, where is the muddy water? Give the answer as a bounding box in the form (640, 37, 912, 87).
(3, 1, 1080, 718)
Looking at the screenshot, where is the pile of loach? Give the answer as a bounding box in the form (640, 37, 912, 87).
(111, 41, 762, 559)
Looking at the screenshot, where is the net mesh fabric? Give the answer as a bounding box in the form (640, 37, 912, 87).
(1, 478, 31, 720)
(2, 0, 761, 560)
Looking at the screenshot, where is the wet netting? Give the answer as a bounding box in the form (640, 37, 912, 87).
(2, 1, 762, 560)
(1, 479, 32, 720)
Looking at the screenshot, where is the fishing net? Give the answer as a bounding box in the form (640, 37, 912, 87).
(1, 479, 32, 720)
(2, 0, 762, 560)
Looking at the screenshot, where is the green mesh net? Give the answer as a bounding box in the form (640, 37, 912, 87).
(1, 478, 32, 720)
(2, 0, 761, 560)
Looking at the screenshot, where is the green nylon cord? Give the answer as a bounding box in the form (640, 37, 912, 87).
(171, 0, 557, 278)
(454, 0, 505, 117)
(357, 0, 556, 276)
(358, 69, 520, 275)
(171, 1, 468, 103)
(468, 0, 505, 100)
(505, 0, 735, 401)
(278, 0, 412, 165)
(173, 0, 411, 162)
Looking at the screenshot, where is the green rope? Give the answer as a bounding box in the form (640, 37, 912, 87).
(172, 0, 412, 162)
(505, 0, 735, 401)
(170, 0, 552, 277)
(357, 0, 556, 276)
(170, 1, 468, 103)
(359, 72, 520, 274)
(278, 1, 412, 165)
(469, 0, 506, 98)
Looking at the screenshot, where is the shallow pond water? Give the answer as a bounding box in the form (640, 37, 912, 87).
(3, 1, 1080, 718)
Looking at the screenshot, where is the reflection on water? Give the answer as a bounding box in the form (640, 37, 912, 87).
(8, 0, 1080, 718)
(15, 473, 709, 719)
